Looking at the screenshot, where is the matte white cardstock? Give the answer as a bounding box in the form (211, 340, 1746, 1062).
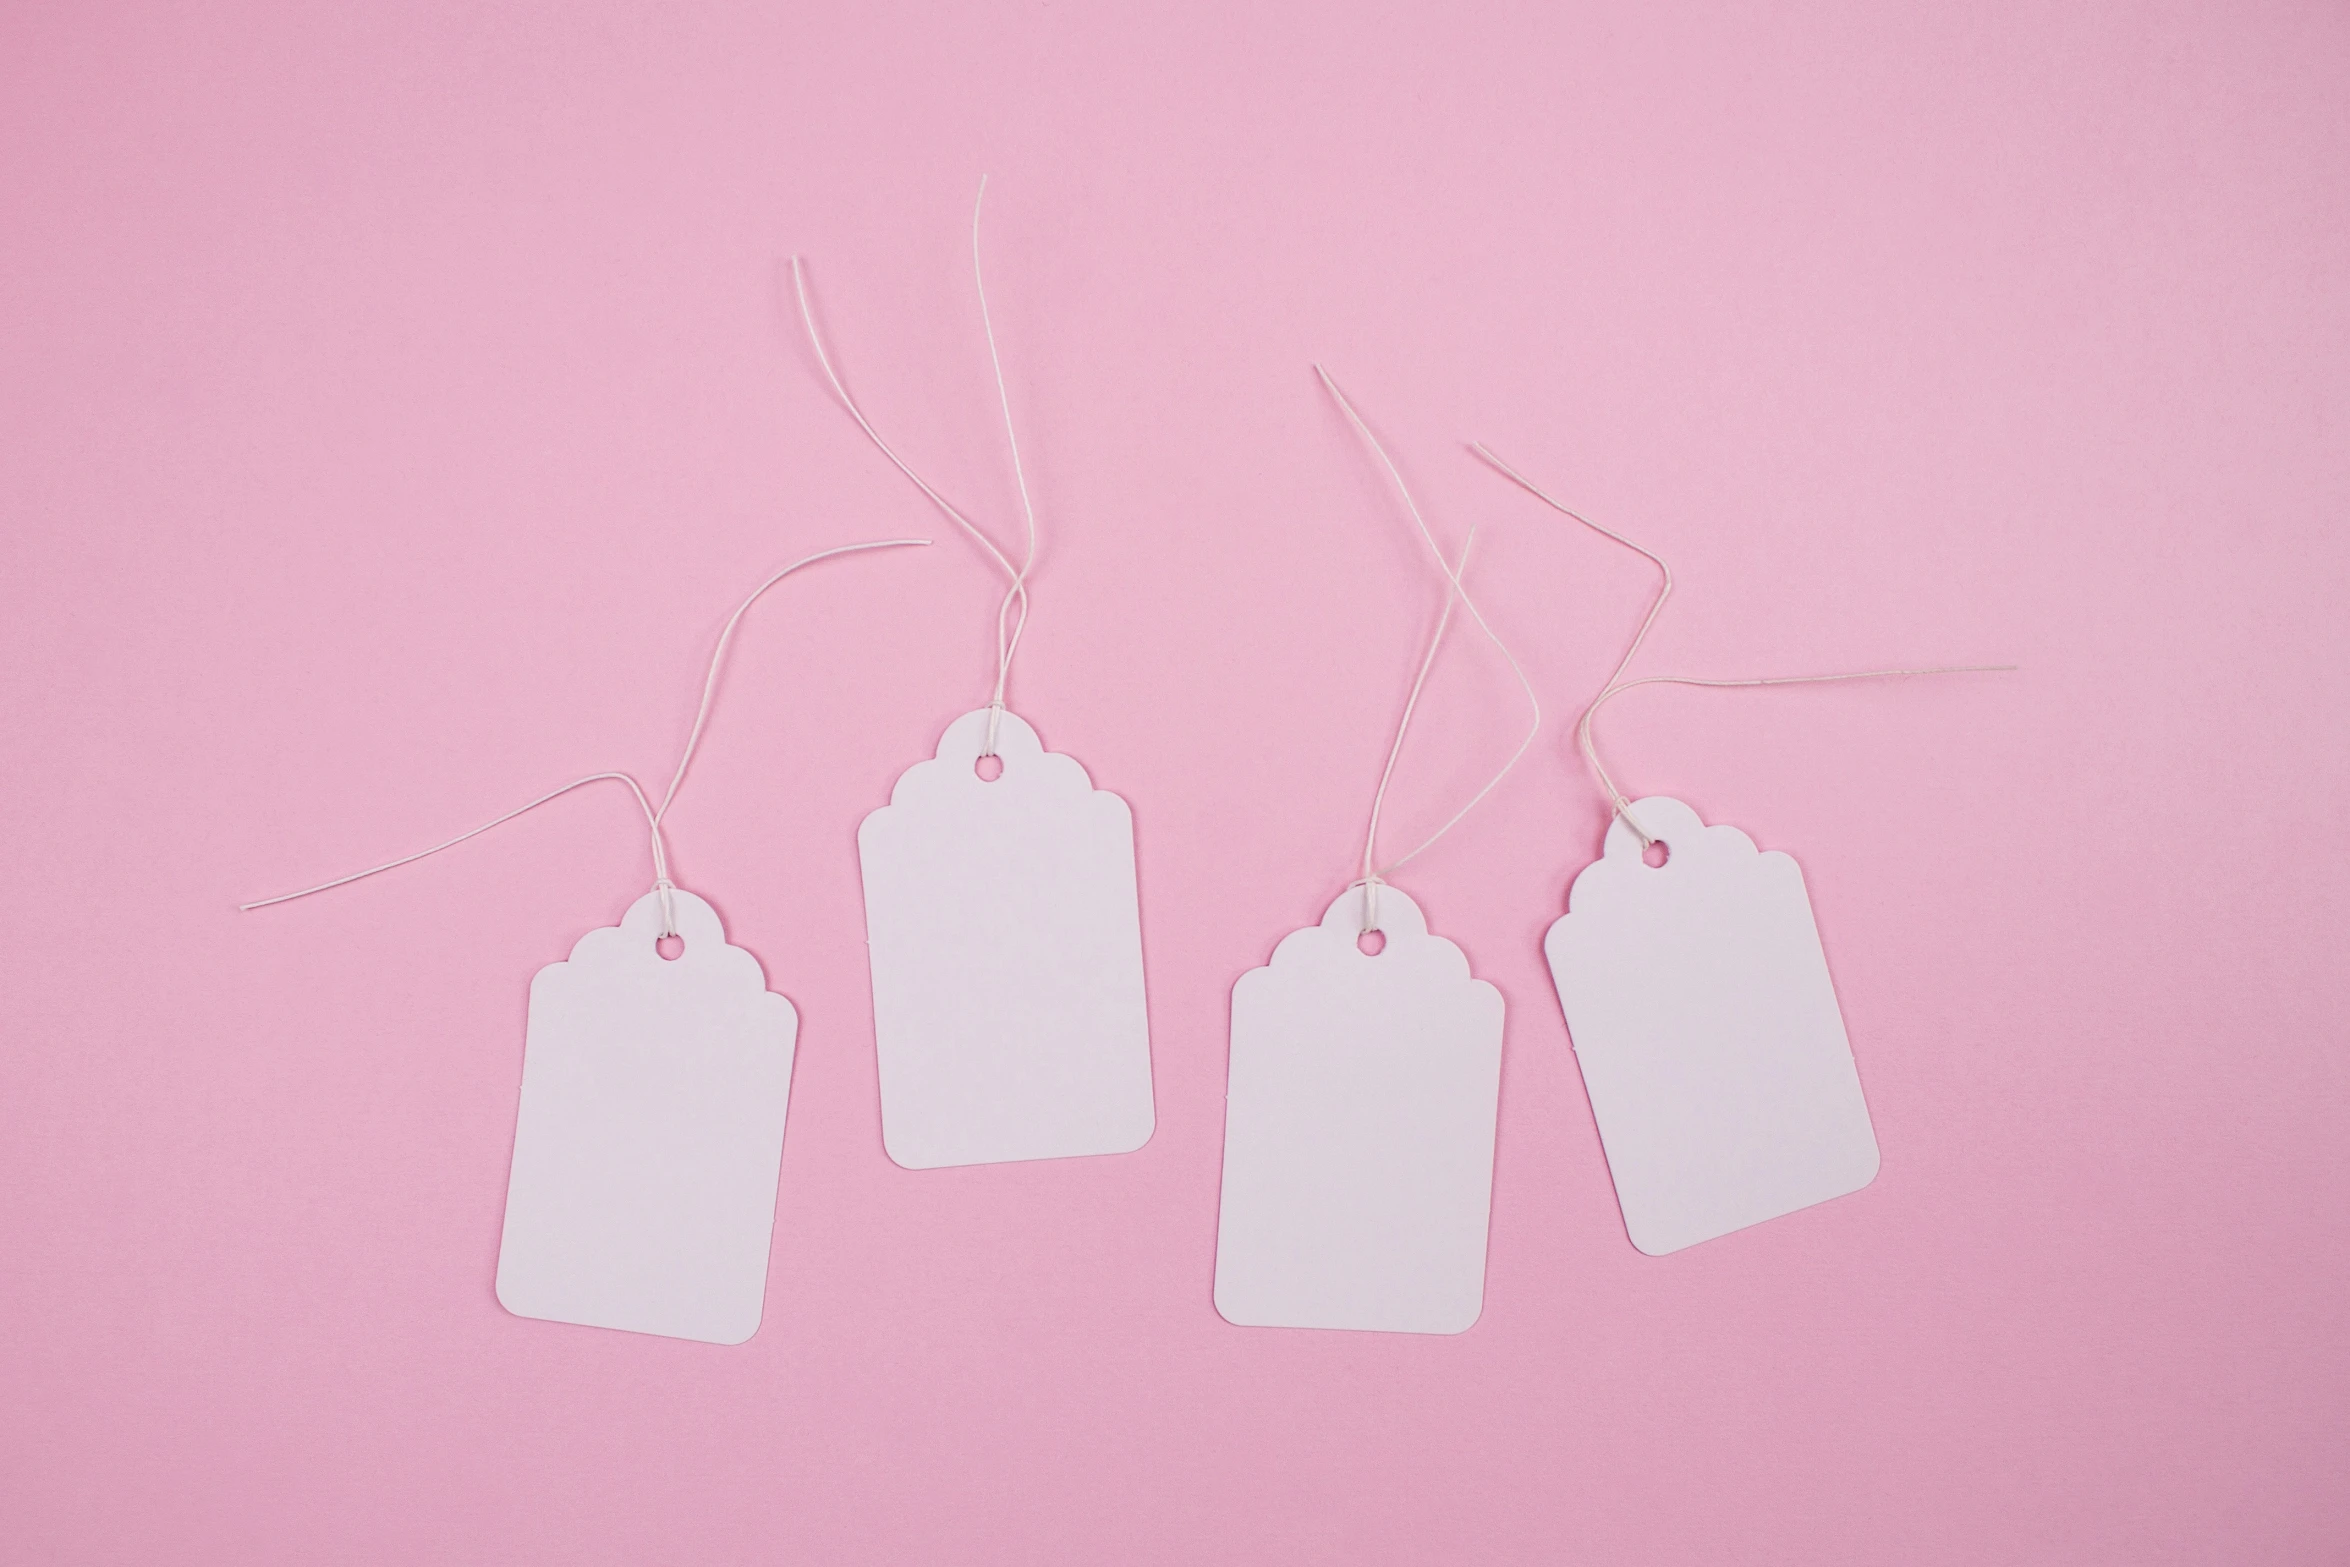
(495, 887, 796, 1345)
(1546, 795, 1880, 1256)
(1214, 886, 1504, 1335)
(858, 708, 1153, 1169)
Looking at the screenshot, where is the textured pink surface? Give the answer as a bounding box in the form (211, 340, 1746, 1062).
(3, 2, 2347, 1562)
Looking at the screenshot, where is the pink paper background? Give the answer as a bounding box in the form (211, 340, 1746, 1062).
(4, 2, 2346, 1561)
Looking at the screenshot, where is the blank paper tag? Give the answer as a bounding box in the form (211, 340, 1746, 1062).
(1546, 795, 1880, 1256)
(858, 708, 1153, 1169)
(1214, 886, 1503, 1335)
(495, 887, 796, 1345)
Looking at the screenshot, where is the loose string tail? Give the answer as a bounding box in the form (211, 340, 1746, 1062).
(790, 175, 1040, 757)
(1319, 369, 1543, 934)
(1354, 529, 1476, 936)
(238, 537, 930, 931)
(237, 772, 670, 913)
(1472, 443, 2011, 847)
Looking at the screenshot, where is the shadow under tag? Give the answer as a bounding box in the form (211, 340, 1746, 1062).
(1215, 886, 1503, 1335)
(858, 707, 1154, 1169)
(496, 888, 796, 1345)
(1546, 795, 1880, 1255)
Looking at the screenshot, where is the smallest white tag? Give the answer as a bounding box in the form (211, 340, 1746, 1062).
(1546, 796, 1879, 1255)
(1214, 886, 1504, 1335)
(496, 887, 797, 1345)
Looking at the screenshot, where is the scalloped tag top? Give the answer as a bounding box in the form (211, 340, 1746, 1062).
(1545, 796, 1880, 1256)
(495, 887, 797, 1344)
(858, 709, 1153, 1169)
(1214, 886, 1504, 1335)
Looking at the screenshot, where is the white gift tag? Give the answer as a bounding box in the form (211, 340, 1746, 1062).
(858, 707, 1154, 1169)
(495, 887, 796, 1344)
(1214, 886, 1504, 1335)
(1546, 795, 1880, 1255)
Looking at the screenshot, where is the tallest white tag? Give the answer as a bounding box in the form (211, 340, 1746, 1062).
(858, 707, 1154, 1168)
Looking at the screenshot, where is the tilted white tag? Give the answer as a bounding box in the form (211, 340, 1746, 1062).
(495, 888, 796, 1344)
(858, 708, 1154, 1169)
(1546, 796, 1880, 1255)
(1214, 886, 1503, 1335)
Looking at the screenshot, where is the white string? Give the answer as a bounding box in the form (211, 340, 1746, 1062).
(1318, 369, 1543, 932)
(1354, 530, 1476, 935)
(971, 175, 1041, 753)
(654, 538, 931, 823)
(1471, 444, 1671, 704)
(238, 773, 668, 913)
(240, 537, 930, 930)
(1580, 668, 2016, 846)
(1473, 443, 2011, 846)
(790, 176, 1039, 757)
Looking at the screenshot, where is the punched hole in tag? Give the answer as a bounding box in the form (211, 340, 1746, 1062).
(1642, 839, 1671, 869)
(656, 933, 684, 961)
(1357, 929, 1387, 957)
(973, 754, 1005, 782)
